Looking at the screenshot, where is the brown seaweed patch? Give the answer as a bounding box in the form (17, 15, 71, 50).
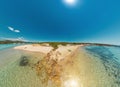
(35, 53, 63, 87)
(19, 56, 29, 66)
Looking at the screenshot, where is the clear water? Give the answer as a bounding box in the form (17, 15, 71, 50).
(84, 46, 120, 87)
(0, 45, 120, 87)
(0, 46, 45, 87)
(0, 44, 19, 50)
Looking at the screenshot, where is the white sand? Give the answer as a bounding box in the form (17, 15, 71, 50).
(49, 45, 80, 61)
(14, 44, 53, 54)
(14, 44, 82, 61)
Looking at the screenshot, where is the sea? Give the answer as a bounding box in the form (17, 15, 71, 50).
(0, 44, 120, 87)
(0, 44, 18, 50)
(0, 44, 44, 87)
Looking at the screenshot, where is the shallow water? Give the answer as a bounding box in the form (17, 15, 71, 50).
(85, 46, 120, 87)
(0, 45, 120, 87)
(0, 44, 19, 51)
(0, 48, 45, 87)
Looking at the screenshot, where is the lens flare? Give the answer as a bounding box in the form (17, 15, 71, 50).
(64, 79, 79, 87)
(63, 0, 78, 6)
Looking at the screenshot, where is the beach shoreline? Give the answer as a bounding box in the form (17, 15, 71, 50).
(14, 44, 83, 61)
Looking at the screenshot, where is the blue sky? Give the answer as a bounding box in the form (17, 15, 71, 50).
(0, 0, 120, 44)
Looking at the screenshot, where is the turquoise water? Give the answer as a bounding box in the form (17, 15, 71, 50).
(85, 46, 120, 87)
(0, 44, 19, 50)
(0, 45, 120, 87)
(0, 44, 21, 68)
(0, 46, 45, 87)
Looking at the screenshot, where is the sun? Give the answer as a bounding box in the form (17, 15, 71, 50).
(63, 0, 78, 6)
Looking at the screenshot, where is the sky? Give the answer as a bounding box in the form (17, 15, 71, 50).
(0, 0, 120, 44)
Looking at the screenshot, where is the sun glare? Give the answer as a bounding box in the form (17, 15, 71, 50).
(63, 0, 78, 6)
(64, 79, 79, 87)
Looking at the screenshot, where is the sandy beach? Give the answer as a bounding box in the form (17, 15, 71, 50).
(14, 44, 53, 54)
(14, 44, 82, 61)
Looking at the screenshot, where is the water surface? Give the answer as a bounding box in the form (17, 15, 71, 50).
(0, 45, 120, 87)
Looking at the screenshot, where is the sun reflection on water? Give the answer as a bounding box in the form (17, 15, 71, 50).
(64, 79, 78, 87)
(64, 78, 81, 87)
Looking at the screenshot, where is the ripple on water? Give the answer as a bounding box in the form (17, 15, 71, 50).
(0, 46, 120, 87)
(85, 46, 120, 87)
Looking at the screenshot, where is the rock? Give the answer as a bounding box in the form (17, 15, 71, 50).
(19, 56, 29, 66)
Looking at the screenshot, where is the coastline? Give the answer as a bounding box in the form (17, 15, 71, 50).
(14, 44, 53, 54)
(14, 44, 83, 61)
(0, 44, 119, 87)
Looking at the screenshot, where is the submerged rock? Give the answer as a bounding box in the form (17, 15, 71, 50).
(19, 56, 29, 66)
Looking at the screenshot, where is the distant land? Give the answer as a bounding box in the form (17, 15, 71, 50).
(0, 40, 120, 48)
(0, 40, 26, 44)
